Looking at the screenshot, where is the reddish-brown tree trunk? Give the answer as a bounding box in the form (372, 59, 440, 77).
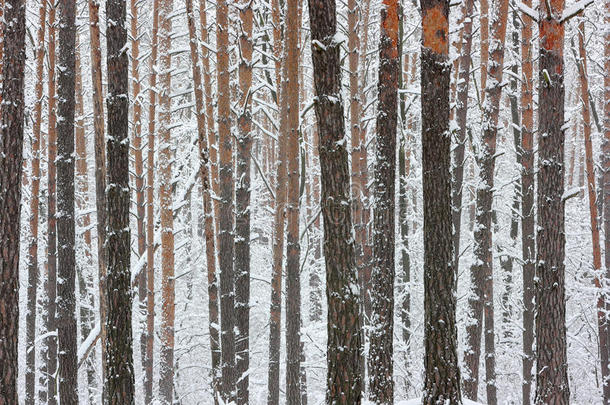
(420, 1, 462, 403)
(604, 2, 610, 403)
(535, 0, 570, 401)
(0, 0, 26, 403)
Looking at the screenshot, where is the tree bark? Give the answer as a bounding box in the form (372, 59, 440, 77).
(26, 2, 47, 403)
(605, 1, 610, 401)
(368, 0, 399, 401)
(87, 1, 108, 389)
(285, 0, 302, 400)
(217, 0, 236, 399)
(308, 0, 364, 401)
(105, 0, 136, 401)
(144, 0, 160, 401)
(56, 0, 78, 402)
(0, 0, 26, 403)
(534, 0, 570, 401)
(158, 0, 176, 402)
(420, 1, 462, 403)
(235, 0, 254, 401)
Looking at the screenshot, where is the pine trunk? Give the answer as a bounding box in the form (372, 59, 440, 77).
(534, 0, 570, 401)
(158, 0, 176, 401)
(308, 0, 364, 401)
(0, 0, 26, 403)
(368, 0, 399, 401)
(235, 0, 254, 401)
(56, 0, 78, 401)
(605, 3, 610, 403)
(105, 0, 136, 401)
(420, 1, 462, 403)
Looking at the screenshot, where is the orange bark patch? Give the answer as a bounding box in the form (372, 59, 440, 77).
(382, 0, 400, 55)
(540, 19, 564, 55)
(422, 5, 449, 55)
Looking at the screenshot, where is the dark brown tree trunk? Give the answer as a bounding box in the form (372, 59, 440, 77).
(420, 1, 462, 403)
(368, 0, 399, 401)
(105, 0, 136, 402)
(235, 0, 253, 400)
(26, 2, 47, 403)
(520, 0, 535, 401)
(217, 0, 236, 398)
(285, 0, 302, 399)
(44, 3, 59, 403)
(56, 0, 78, 402)
(534, 0, 569, 401)
(308, 0, 364, 401)
(0, 0, 26, 403)
(144, 0, 160, 402)
(158, 0, 176, 402)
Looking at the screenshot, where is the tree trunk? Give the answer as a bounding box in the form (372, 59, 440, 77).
(158, 0, 176, 402)
(308, 0, 364, 401)
(199, 0, 220, 398)
(534, 0, 570, 401)
(285, 0, 302, 399)
(105, 0, 136, 401)
(130, 0, 147, 386)
(451, 0, 474, 281)
(87, 1, 108, 389)
(420, 1, 462, 403)
(56, 0, 78, 401)
(368, 0, 399, 401)
(217, 0, 236, 399)
(574, 20, 610, 404)
(44, 4, 59, 403)
(0, 0, 26, 403)
(605, 1, 610, 402)
(520, 0, 535, 400)
(26, 2, 47, 403)
(464, 0, 510, 401)
(234, 0, 254, 401)
(144, 0, 160, 401)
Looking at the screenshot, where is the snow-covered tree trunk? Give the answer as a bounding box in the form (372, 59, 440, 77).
(369, 0, 399, 401)
(308, 0, 364, 401)
(0, 0, 26, 402)
(104, 0, 136, 401)
(420, 0, 462, 403)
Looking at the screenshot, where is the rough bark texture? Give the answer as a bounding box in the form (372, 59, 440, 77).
(158, 0, 176, 402)
(235, 0, 254, 401)
(368, 0, 399, 401)
(105, 0, 136, 402)
(451, 0, 474, 279)
(0, 0, 26, 403)
(144, 0, 160, 401)
(605, 1, 610, 401)
(420, 1, 462, 403)
(308, 0, 364, 401)
(285, 0, 302, 401)
(44, 4, 59, 403)
(535, 0, 570, 401)
(26, 2, 47, 402)
(520, 0, 535, 399)
(87, 1, 108, 388)
(464, 0, 510, 400)
(217, 0, 236, 398)
(56, 0, 78, 402)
